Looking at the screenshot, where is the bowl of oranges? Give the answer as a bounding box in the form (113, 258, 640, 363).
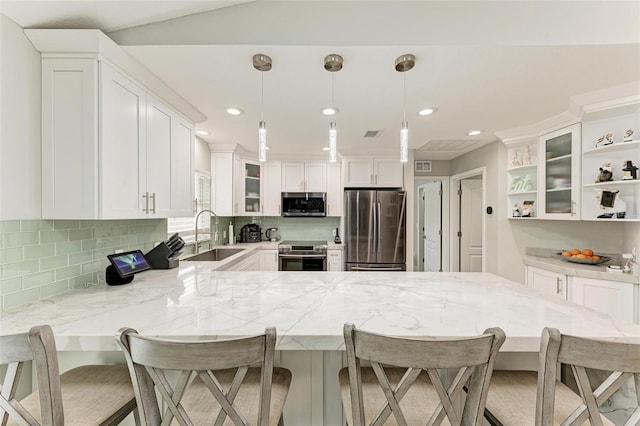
(557, 248, 611, 265)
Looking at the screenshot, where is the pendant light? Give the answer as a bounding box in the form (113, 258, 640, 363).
(395, 54, 415, 163)
(324, 54, 343, 163)
(253, 54, 272, 162)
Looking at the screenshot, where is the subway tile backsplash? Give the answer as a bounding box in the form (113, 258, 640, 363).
(0, 219, 167, 312)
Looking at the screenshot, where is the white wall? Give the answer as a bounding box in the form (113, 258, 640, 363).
(622, 223, 640, 253)
(450, 141, 500, 274)
(0, 14, 41, 220)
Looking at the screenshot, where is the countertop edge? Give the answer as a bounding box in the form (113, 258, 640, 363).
(523, 255, 640, 284)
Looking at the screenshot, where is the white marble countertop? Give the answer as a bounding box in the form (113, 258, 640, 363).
(523, 249, 639, 285)
(1, 269, 639, 353)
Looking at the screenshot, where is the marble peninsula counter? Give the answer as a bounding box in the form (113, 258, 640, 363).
(3, 268, 640, 425)
(1, 267, 639, 352)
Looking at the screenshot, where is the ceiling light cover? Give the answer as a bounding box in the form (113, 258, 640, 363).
(321, 106, 339, 116)
(226, 107, 243, 116)
(467, 130, 483, 136)
(258, 121, 267, 162)
(196, 130, 210, 135)
(418, 107, 436, 116)
(325, 54, 343, 162)
(400, 122, 409, 163)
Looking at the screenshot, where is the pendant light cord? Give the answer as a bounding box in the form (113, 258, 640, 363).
(261, 71, 264, 121)
(403, 72, 406, 122)
(331, 73, 335, 106)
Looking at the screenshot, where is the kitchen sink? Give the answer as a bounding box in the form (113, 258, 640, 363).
(184, 248, 244, 261)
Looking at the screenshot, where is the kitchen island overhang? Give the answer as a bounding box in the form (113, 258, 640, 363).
(1, 268, 638, 353)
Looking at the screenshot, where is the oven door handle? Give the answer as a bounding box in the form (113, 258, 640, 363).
(278, 254, 327, 259)
(350, 266, 403, 271)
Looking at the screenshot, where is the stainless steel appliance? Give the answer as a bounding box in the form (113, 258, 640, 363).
(278, 241, 327, 271)
(345, 189, 406, 271)
(265, 227, 279, 242)
(281, 192, 326, 217)
(239, 224, 262, 243)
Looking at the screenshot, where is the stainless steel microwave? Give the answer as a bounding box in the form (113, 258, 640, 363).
(281, 192, 326, 217)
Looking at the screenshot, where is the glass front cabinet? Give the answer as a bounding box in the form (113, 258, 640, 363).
(242, 160, 262, 215)
(538, 123, 581, 220)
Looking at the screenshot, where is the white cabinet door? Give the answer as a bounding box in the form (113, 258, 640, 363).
(260, 249, 279, 271)
(41, 58, 99, 219)
(327, 163, 342, 217)
(374, 158, 404, 187)
(525, 266, 567, 299)
(264, 162, 282, 216)
(304, 162, 327, 192)
(171, 115, 195, 217)
(232, 253, 259, 271)
(145, 97, 172, 217)
(240, 160, 263, 216)
(570, 276, 635, 323)
(211, 152, 234, 216)
(538, 124, 581, 220)
(282, 162, 305, 192)
(233, 154, 242, 215)
(344, 159, 374, 187)
(328, 249, 343, 271)
(100, 63, 146, 219)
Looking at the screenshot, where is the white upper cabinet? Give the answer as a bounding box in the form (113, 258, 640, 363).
(538, 123, 581, 220)
(264, 161, 282, 216)
(326, 163, 342, 216)
(282, 162, 327, 192)
(211, 152, 238, 217)
(41, 58, 195, 219)
(240, 159, 263, 216)
(344, 157, 403, 188)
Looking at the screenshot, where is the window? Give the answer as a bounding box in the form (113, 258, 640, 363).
(167, 171, 211, 235)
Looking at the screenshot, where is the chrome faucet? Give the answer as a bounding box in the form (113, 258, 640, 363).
(194, 209, 218, 255)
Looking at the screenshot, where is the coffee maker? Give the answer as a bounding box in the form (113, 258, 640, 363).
(239, 224, 262, 243)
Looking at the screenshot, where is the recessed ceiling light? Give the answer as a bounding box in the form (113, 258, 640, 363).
(321, 106, 339, 116)
(265, 146, 270, 150)
(418, 107, 437, 116)
(196, 130, 210, 136)
(226, 107, 243, 116)
(467, 130, 482, 136)
(322, 147, 330, 151)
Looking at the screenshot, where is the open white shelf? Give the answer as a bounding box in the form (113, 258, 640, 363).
(583, 140, 640, 155)
(508, 190, 537, 196)
(546, 154, 572, 163)
(583, 180, 640, 188)
(507, 164, 537, 172)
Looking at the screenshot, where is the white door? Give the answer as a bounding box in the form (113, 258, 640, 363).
(423, 182, 442, 272)
(263, 162, 282, 216)
(146, 97, 172, 217)
(171, 117, 194, 217)
(459, 179, 483, 272)
(374, 158, 403, 187)
(526, 266, 567, 299)
(344, 159, 374, 187)
(304, 162, 327, 192)
(282, 162, 305, 192)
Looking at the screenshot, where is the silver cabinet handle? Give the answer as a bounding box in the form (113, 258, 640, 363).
(556, 277, 562, 294)
(371, 174, 374, 184)
(351, 266, 403, 271)
(150, 192, 156, 214)
(142, 192, 149, 213)
(375, 174, 378, 184)
(571, 200, 576, 216)
(278, 255, 327, 259)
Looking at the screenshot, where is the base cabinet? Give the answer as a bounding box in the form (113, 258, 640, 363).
(569, 276, 635, 323)
(260, 249, 279, 271)
(328, 249, 343, 271)
(525, 266, 567, 299)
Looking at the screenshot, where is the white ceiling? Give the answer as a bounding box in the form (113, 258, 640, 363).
(3, 1, 640, 160)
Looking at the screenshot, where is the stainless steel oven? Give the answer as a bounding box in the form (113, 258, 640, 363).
(278, 241, 327, 271)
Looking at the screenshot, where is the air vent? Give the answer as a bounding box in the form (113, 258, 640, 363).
(414, 160, 432, 173)
(364, 130, 382, 138)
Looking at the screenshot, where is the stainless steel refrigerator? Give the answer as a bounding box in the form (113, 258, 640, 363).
(345, 189, 406, 271)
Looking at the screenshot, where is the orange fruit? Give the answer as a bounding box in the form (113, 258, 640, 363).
(582, 249, 594, 257)
(569, 248, 581, 255)
(561, 251, 571, 257)
(574, 254, 587, 259)
(592, 255, 600, 260)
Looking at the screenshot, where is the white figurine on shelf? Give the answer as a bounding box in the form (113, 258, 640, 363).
(510, 149, 521, 167)
(623, 129, 634, 142)
(512, 203, 521, 217)
(521, 145, 532, 165)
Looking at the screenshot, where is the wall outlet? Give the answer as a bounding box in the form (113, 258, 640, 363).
(114, 249, 124, 254)
(223, 230, 227, 239)
(332, 229, 336, 236)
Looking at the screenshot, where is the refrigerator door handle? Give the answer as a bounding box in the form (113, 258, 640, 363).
(372, 200, 378, 254)
(376, 202, 382, 256)
(351, 266, 403, 271)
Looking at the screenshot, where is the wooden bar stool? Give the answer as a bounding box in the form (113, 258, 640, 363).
(485, 327, 640, 425)
(0, 324, 136, 425)
(116, 326, 292, 426)
(339, 323, 505, 425)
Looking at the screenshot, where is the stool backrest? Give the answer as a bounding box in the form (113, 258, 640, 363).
(116, 327, 277, 426)
(0, 325, 63, 426)
(537, 327, 640, 426)
(343, 323, 505, 426)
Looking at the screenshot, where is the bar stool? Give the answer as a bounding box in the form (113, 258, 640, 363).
(116, 326, 292, 426)
(0, 324, 136, 425)
(486, 327, 639, 425)
(339, 323, 505, 425)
